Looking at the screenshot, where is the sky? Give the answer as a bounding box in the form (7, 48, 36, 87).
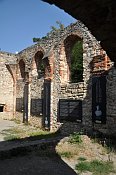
(0, 0, 76, 53)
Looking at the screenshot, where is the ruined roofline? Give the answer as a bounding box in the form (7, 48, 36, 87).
(18, 20, 94, 55)
(0, 50, 17, 56)
(1, 20, 97, 57)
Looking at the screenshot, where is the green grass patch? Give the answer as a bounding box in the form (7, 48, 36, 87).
(59, 151, 73, 158)
(29, 130, 49, 137)
(75, 159, 115, 175)
(78, 156, 87, 161)
(2, 126, 60, 141)
(4, 135, 21, 141)
(3, 128, 22, 134)
(68, 132, 82, 144)
(10, 118, 21, 124)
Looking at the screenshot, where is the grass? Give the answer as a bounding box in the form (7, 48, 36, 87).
(59, 151, 73, 158)
(29, 130, 49, 137)
(4, 135, 21, 141)
(78, 156, 87, 161)
(3, 128, 22, 134)
(2, 127, 24, 141)
(2, 126, 60, 141)
(75, 159, 116, 175)
(68, 132, 82, 144)
(10, 118, 21, 124)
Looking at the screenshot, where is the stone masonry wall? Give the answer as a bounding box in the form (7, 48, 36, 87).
(49, 21, 101, 132)
(0, 21, 116, 136)
(15, 21, 116, 135)
(0, 52, 17, 119)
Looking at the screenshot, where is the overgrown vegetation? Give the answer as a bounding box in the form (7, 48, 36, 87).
(33, 21, 64, 42)
(59, 151, 73, 158)
(75, 159, 115, 175)
(4, 135, 21, 141)
(10, 118, 21, 124)
(68, 132, 83, 144)
(78, 156, 87, 161)
(71, 40, 83, 83)
(33, 21, 83, 83)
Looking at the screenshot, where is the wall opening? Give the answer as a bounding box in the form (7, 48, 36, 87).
(0, 105, 4, 112)
(71, 40, 83, 82)
(35, 51, 44, 79)
(19, 59, 25, 79)
(64, 35, 83, 83)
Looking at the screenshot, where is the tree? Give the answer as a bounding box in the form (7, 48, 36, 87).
(71, 40, 83, 83)
(33, 21, 64, 42)
(33, 37, 41, 43)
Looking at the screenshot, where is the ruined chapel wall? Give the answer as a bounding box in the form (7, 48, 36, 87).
(49, 21, 102, 131)
(10, 21, 116, 135)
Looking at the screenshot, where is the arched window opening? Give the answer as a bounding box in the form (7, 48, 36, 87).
(64, 35, 83, 83)
(71, 40, 83, 83)
(19, 59, 25, 79)
(35, 51, 44, 79)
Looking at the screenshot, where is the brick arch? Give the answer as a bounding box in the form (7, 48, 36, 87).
(18, 59, 25, 79)
(59, 34, 83, 83)
(31, 46, 45, 60)
(43, 0, 116, 65)
(32, 50, 44, 78)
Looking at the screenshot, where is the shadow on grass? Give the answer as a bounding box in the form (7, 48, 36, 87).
(0, 130, 78, 175)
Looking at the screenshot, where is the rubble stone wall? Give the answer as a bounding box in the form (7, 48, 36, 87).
(0, 21, 116, 136)
(0, 52, 17, 119)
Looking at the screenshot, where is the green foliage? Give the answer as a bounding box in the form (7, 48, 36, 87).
(51, 21, 64, 32)
(76, 161, 91, 172)
(51, 26, 58, 32)
(68, 132, 82, 144)
(2, 126, 60, 141)
(78, 157, 87, 161)
(33, 37, 41, 42)
(39, 62, 44, 71)
(59, 151, 72, 158)
(71, 40, 83, 83)
(4, 135, 20, 141)
(41, 36, 48, 40)
(56, 20, 64, 30)
(75, 159, 115, 175)
(10, 118, 21, 124)
(33, 21, 64, 42)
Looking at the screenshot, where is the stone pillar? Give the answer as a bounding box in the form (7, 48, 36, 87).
(13, 74, 16, 118)
(43, 79, 51, 130)
(43, 52, 54, 131)
(23, 72, 31, 123)
(28, 82, 31, 120)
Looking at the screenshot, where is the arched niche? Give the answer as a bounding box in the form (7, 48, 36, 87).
(32, 51, 44, 79)
(18, 59, 25, 79)
(60, 34, 83, 83)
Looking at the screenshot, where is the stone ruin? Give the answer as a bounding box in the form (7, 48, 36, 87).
(0, 21, 116, 135)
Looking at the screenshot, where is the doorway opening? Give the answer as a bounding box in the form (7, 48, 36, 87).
(0, 104, 4, 112)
